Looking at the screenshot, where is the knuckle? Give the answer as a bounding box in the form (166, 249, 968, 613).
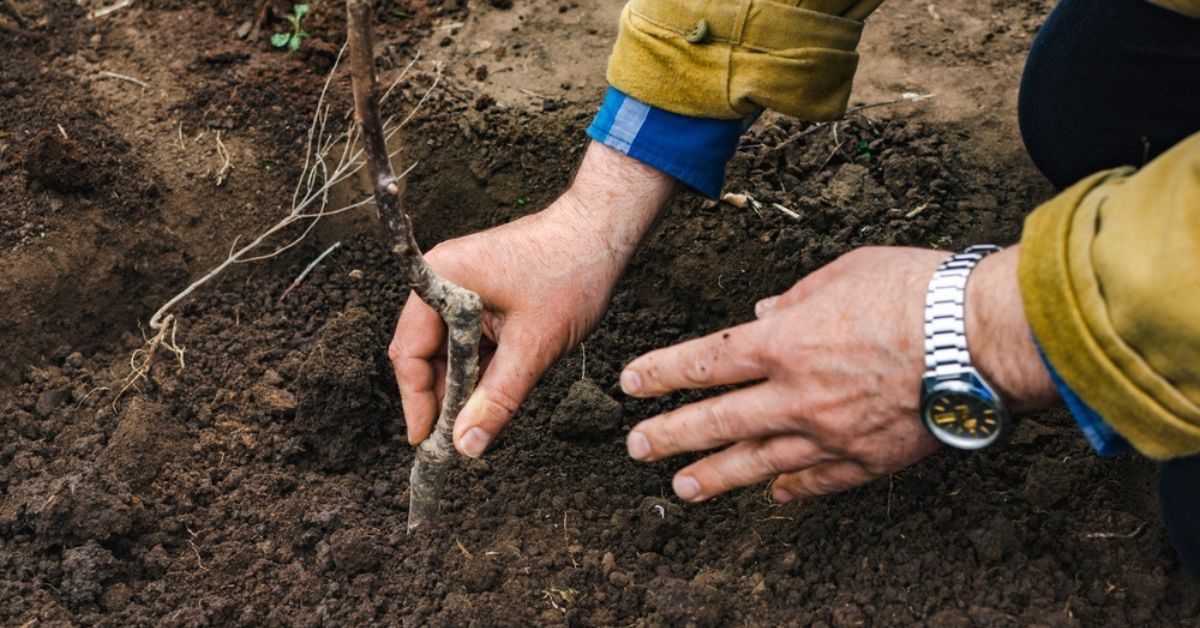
(484, 387, 522, 419)
(654, 418, 683, 455)
(387, 340, 404, 363)
(751, 442, 783, 477)
(703, 401, 734, 442)
(681, 354, 714, 386)
(801, 470, 838, 496)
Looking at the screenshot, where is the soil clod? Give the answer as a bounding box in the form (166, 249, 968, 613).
(550, 378, 623, 440)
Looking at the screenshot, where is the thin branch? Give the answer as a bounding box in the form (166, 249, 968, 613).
(97, 70, 151, 89)
(279, 241, 341, 301)
(773, 93, 934, 150)
(88, 0, 133, 19)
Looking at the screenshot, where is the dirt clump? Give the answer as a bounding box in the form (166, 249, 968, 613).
(550, 377, 623, 439)
(99, 398, 186, 488)
(295, 306, 395, 470)
(60, 541, 116, 608)
(21, 133, 97, 194)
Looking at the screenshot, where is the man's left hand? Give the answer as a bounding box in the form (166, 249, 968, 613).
(619, 246, 1058, 503)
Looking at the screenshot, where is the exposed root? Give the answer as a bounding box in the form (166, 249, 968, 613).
(128, 45, 438, 388)
(213, 130, 232, 186)
(115, 315, 185, 407)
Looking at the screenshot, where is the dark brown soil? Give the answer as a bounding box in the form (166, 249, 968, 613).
(2, 0, 1198, 625)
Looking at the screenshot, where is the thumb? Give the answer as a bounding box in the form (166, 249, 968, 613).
(452, 329, 550, 458)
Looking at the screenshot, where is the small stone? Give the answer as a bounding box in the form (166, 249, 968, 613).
(348, 269, 364, 280)
(608, 571, 631, 588)
(236, 20, 253, 39)
(601, 551, 616, 577)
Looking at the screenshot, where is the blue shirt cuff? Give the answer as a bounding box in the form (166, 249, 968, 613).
(1037, 346, 1132, 456)
(586, 87, 747, 198)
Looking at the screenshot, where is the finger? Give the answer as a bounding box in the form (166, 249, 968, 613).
(620, 322, 767, 398)
(771, 460, 877, 502)
(755, 259, 851, 318)
(627, 384, 793, 461)
(390, 294, 447, 445)
(452, 326, 552, 458)
(754, 296, 780, 318)
(670, 435, 830, 502)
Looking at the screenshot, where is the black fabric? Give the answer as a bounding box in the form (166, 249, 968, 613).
(1161, 456, 1200, 579)
(1018, 0, 1200, 578)
(1018, 0, 1200, 189)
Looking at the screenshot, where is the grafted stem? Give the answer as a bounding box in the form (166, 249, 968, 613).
(346, 0, 483, 532)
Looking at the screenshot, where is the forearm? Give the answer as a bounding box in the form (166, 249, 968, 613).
(547, 140, 679, 273)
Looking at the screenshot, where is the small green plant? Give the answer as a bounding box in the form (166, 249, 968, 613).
(272, 4, 309, 51)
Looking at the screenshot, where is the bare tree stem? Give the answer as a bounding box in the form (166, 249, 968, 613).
(346, 0, 483, 532)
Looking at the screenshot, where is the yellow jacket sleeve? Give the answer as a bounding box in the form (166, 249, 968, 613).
(607, 0, 884, 121)
(1019, 131, 1200, 459)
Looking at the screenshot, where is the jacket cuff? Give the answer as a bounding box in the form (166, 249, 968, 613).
(1019, 157, 1200, 459)
(606, 0, 880, 121)
(586, 87, 746, 198)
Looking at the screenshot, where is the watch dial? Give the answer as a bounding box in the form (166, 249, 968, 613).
(926, 392, 1002, 442)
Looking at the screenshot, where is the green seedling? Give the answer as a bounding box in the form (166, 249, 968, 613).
(856, 138, 872, 160)
(272, 4, 310, 51)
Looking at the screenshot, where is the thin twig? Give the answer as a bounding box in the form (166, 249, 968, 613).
(186, 539, 209, 571)
(97, 70, 151, 89)
(214, 131, 232, 186)
(773, 93, 934, 150)
(279, 241, 341, 301)
(1083, 523, 1146, 540)
(88, 0, 133, 20)
(771, 202, 801, 221)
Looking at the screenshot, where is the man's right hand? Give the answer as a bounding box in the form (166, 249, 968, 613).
(390, 141, 678, 457)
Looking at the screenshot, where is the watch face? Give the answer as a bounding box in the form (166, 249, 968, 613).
(923, 390, 1005, 449)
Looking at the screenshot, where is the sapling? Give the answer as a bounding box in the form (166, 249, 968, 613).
(272, 3, 309, 51)
(346, 0, 484, 532)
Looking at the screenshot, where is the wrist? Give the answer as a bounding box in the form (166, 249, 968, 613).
(965, 245, 1059, 411)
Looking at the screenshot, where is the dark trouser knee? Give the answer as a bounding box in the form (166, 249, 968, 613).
(1017, 0, 1200, 189)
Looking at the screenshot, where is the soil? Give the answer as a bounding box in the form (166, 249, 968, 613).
(2, 0, 1199, 626)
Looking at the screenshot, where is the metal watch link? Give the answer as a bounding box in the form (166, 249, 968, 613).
(919, 245, 1012, 450)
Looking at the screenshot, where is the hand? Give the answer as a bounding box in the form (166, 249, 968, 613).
(390, 141, 678, 457)
(619, 246, 1058, 503)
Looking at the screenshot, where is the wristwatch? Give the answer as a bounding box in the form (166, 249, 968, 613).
(919, 245, 1011, 450)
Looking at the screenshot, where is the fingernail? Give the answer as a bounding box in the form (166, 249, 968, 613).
(673, 475, 701, 501)
(755, 296, 779, 318)
(459, 427, 492, 458)
(627, 431, 651, 460)
(772, 485, 796, 503)
(620, 369, 642, 395)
